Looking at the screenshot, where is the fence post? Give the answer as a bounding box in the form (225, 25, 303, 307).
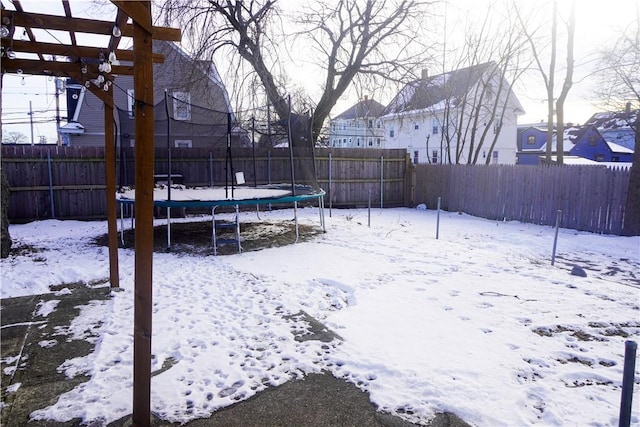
(47, 151, 56, 219)
(551, 209, 561, 265)
(329, 152, 333, 217)
(619, 340, 637, 427)
(209, 152, 214, 187)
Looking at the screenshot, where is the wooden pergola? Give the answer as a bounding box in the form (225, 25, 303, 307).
(1, 1, 180, 425)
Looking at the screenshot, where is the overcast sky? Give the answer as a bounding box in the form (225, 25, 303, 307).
(1, 0, 638, 142)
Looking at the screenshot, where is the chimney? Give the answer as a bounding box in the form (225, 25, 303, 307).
(421, 69, 428, 80)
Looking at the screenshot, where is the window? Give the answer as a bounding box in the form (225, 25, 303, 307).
(413, 150, 419, 164)
(595, 154, 605, 161)
(492, 150, 499, 164)
(376, 121, 381, 129)
(527, 135, 536, 145)
(612, 156, 620, 162)
(432, 119, 438, 134)
(493, 119, 501, 134)
(368, 138, 373, 147)
(368, 119, 373, 128)
(486, 83, 494, 100)
(173, 92, 191, 121)
(348, 138, 352, 146)
(127, 89, 135, 118)
(129, 139, 135, 147)
(390, 128, 395, 138)
(376, 138, 381, 146)
(414, 124, 420, 130)
(432, 149, 438, 164)
(357, 138, 360, 146)
(175, 139, 192, 148)
(588, 134, 597, 146)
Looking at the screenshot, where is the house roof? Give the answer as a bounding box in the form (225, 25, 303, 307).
(334, 98, 386, 120)
(585, 109, 638, 130)
(380, 62, 497, 116)
(606, 141, 634, 154)
(543, 126, 582, 153)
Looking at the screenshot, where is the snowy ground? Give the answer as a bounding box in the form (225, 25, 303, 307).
(1, 207, 639, 426)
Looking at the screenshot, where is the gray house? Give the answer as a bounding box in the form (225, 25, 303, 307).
(64, 41, 242, 148)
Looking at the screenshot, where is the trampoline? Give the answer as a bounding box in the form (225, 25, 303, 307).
(116, 184, 326, 254)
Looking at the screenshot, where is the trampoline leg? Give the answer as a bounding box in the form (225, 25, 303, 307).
(294, 201, 299, 244)
(235, 204, 242, 254)
(120, 203, 125, 245)
(212, 206, 218, 256)
(166, 207, 171, 250)
(319, 195, 326, 233)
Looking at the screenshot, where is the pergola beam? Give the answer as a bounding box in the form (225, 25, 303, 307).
(2, 9, 181, 41)
(1, 39, 166, 64)
(1, 58, 134, 77)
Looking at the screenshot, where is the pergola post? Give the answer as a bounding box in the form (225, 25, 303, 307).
(130, 2, 155, 425)
(104, 89, 119, 289)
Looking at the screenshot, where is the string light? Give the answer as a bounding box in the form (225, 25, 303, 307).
(112, 25, 121, 38)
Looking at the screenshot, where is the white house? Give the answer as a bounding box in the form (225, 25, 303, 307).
(378, 62, 525, 164)
(329, 96, 386, 148)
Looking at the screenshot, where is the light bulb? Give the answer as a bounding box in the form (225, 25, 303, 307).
(0, 26, 9, 38)
(103, 83, 109, 91)
(108, 51, 117, 63)
(112, 26, 121, 38)
(84, 80, 91, 88)
(81, 64, 88, 74)
(97, 75, 105, 84)
(6, 48, 16, 59)
(103, 62, 112, 73)
(21, 76, 25, 86)
(16, 68, 23, 75)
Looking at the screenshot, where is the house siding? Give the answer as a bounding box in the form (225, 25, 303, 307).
(67, 41, 234, 149)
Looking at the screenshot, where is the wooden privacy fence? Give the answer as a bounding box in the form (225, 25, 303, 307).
(1, 145, 409, 222)
(413, 164, 631, 235)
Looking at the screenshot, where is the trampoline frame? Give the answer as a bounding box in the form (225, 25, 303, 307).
(116, 184, 326, 253)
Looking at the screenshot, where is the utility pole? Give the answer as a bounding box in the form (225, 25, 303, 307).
(54, 77, 63, 146)
(28, 100, 34, 145)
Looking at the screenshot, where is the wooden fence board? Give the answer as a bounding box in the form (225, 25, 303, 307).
(414, 164, 630, 235)
(2, 145, 408, 221)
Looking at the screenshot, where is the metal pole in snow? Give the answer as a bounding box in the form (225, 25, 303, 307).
(551, 209, 561, 265)
(380, 156, 384, 209)
(436, 196, 441, 239)
(619, 340, 637, 427)
(368, 187, 371, 227)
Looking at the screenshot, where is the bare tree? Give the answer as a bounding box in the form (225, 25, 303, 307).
(553, 0, 576, 164)
(594, 6, 640, 235)
(425, 2, 530, 164)
(1, 131, 28, 144)
(159, 0, 432, 145)
(516, 0, 576, 165)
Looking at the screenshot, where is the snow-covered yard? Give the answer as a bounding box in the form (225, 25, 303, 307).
(1, 207, 639, 426)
